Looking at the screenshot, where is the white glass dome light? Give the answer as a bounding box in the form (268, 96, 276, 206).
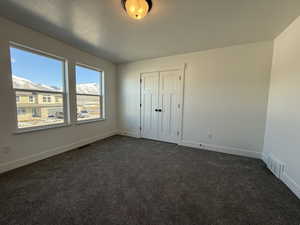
(122, 0, 152, 20)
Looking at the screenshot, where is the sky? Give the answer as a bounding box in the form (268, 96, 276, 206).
(10, 47, 101, 89)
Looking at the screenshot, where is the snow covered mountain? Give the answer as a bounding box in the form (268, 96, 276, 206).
(13, 75, 100, 95)
(76, 83, 100, 95)
(13, 75, 61, 92)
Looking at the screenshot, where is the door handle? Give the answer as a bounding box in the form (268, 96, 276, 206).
(158, 109, 162, 112)
(155, 109, 158, 112)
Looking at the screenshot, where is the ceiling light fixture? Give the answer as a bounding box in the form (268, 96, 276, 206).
(121, 0, 152, 20)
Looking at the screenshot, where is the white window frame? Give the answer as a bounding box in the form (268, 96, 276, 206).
(10, 42, 69, 133)
(75, 63, 105, 124)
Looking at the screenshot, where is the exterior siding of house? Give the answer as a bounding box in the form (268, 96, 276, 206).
(16, 92, 63, 122)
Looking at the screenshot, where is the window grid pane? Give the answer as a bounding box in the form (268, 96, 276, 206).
(76, 95, 102, 121)
(15, 91, 65, 129)
(10, 45, 66, 129)
(75, 65, 103, 121)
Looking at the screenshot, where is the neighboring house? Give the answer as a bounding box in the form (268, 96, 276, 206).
(16, 91, 63, 122)
(14, 76, 101, 124)
(76, 95, 101, 120)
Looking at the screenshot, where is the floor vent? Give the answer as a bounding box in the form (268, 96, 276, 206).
(264, 154, 286, 179)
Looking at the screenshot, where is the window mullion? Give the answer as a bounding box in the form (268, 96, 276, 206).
(67, 61, 77, 124)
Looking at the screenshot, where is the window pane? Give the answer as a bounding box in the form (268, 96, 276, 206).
(75, 65, 101, 95)
(75, 65, 103, 121)
(77, 95, 101, 121)
(10, 47, 64, 92)
(10, 45, 66, 129)
(16, 91, 64, 129)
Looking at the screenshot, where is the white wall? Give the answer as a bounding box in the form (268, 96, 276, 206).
(263, 16, 300, 198)
(117, 41, 273, 158)
(0, 17, 118, 173)
(1, 10, 298, 199)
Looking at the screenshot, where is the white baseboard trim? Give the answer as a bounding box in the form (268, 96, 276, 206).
(282, 173, 300, 199)
(180, 140, 262, 159)
(0, 130, 119, 174)
(261, 153, 268, 163)
(118, 130, 141, 138)
(261, 152, 299, 199)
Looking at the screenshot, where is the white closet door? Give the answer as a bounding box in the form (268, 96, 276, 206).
(141, 72, 159, 141)
(158, 70, 181, 143)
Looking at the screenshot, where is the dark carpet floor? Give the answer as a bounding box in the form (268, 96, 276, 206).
(0, 135, 299, 225)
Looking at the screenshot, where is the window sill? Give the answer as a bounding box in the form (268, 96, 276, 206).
(14, 123, 70, 135)
(13, 118, 106, 134)
(76, 118, 106, 125)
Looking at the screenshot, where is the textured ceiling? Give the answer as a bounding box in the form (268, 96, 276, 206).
(0, 0, 299, 63)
